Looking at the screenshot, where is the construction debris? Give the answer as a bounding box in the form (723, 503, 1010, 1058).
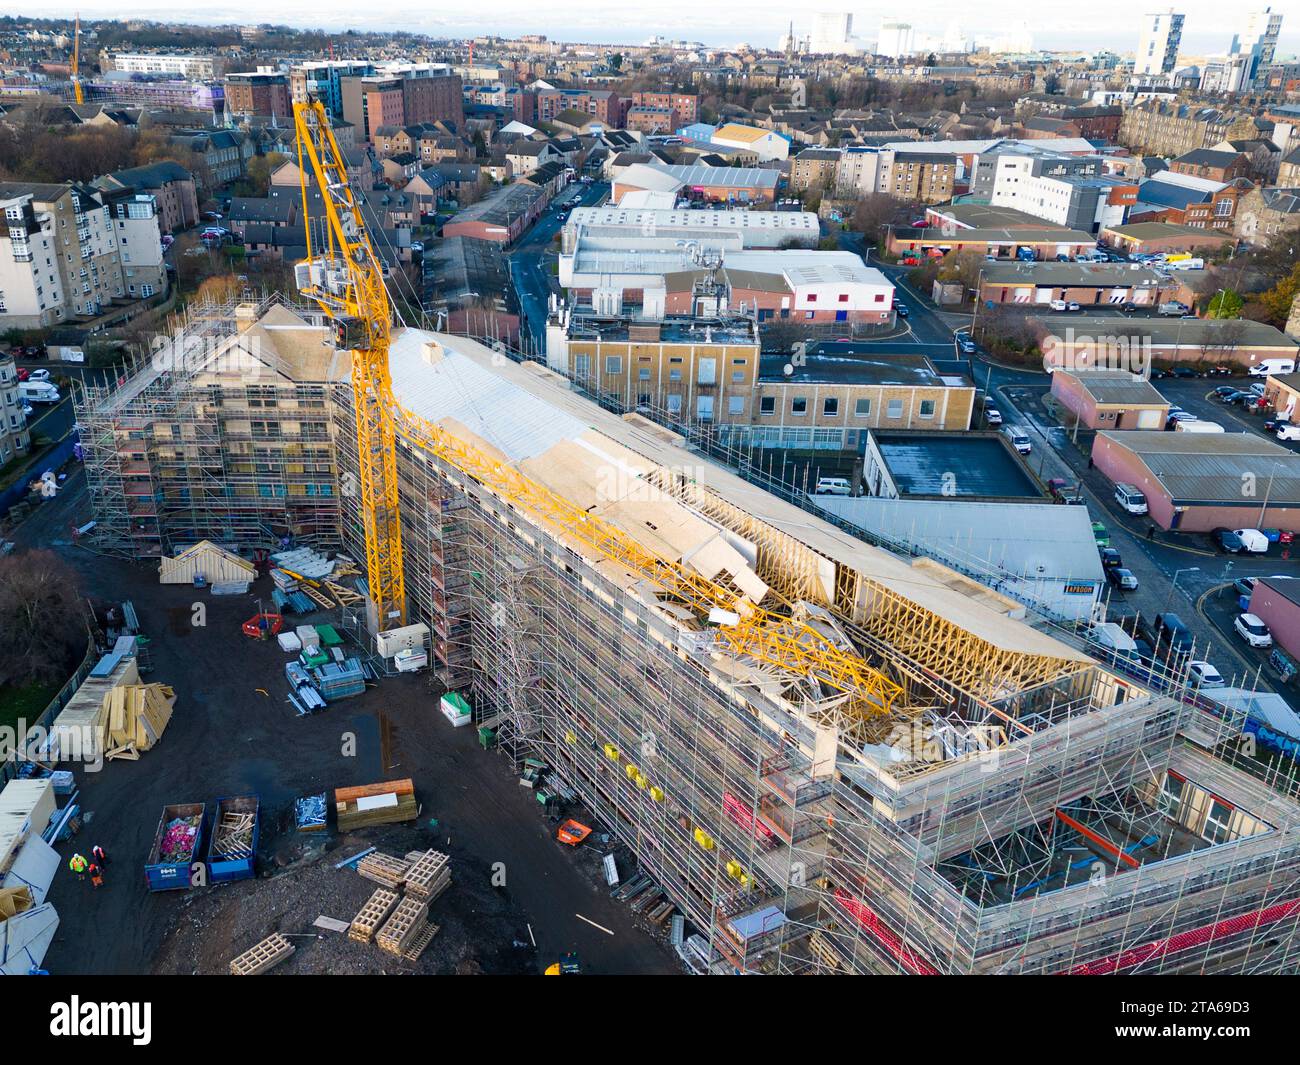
(211, 810, 255, 859)
(103, 683, 176, 761)
(0, 886, 34, 920)
(334, 780, 417, 832)
(294, 794, 327, 832)
(229, 932, 295, 976)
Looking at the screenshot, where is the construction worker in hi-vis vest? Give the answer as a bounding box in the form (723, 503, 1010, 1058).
(69, 853, 88, 879)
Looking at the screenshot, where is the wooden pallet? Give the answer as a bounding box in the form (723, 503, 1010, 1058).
(230, 932, 295, 976)
(376, 896, 430, 956)
(324, 580, 363, 606)
(807, 931, 843, 972)
(356, 852, 410, 889)
(348, 888, 399, 943)
(404, 850, 451, 899)
(401, 921, 440, 961)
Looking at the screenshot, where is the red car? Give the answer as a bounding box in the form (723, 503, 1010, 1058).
(15, 367, 29, 382)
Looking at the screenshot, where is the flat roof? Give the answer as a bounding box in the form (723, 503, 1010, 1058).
(758, 352, 944, 387)
(928, 203, 1050, 229)
(875, 433, 1043, 499)
(900, 226, 1096, 244)
(1102, 221, 1233, 240)
(662, 164, 779, 189)
(1097, 431, 1300, 506)
(1259, 576, 1300, 609)
(569, 205, 818, 233)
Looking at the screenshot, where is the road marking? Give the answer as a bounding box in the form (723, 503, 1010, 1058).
(575, 913, 614, 935)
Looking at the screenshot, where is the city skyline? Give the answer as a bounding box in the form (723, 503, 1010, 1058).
(22, 2, 1300, 57)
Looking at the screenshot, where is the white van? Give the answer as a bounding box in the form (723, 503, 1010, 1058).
(813, 477, 853, 496)
(1278, 424, 1300, 442)
(1249, 358, 1296, 377)
(1088, 622, 1140, 664)
(1114, 483, 1148, 514)
(1233, 528, 1269, 553)
(1173, 419, 1225, 433)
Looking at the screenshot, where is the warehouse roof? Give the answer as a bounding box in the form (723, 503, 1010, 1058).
(874, 433, 1043, 499)
(758, 352, 944, 386)
(1102, 221, 1232, 241)
(713, 122, 775, 144)
(1096, 431, 1300, 506)
(569, 204, 818, 237)
(981, 262, 1166, 287)
(662, 163, 779, 189)
(1046, 316, 1299, 350)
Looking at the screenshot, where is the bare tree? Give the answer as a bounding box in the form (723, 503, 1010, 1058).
(0, 551, 87, 688)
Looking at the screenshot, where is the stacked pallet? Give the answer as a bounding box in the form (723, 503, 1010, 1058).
(375, 896, 429, 957)
(402, 921, 440, 961)
(230, 933, 295, 976)
(356, 851, 410, 889)
(103, 683, 176, 760)
(348, 888, 399, 943)
(403, 849, 451, 903)
(335, 779, 417, 832)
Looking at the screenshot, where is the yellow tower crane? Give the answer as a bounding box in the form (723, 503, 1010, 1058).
(71, 15, 84, 106)
(291, 99, 906, 723)
(293, 100, 406, 629)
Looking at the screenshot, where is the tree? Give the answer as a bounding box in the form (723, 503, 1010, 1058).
(1206, 289, 1244, 319)
(0, 551, 86, 688)
(850, 193, 914, 246)
(1254, 260, 1300, 326)
(241, 151, 287, 197)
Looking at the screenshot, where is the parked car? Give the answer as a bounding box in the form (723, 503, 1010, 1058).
(1092, 521, 1110, 547)
(1207, 365, 1234, 377)
(1133, 637, 1157, 666)
(15, 367, 29, 382)
(1049, 299, 1080, 312)
(813, 477, 853, 496)
(1047, 478, 1083, 503)
(1264, 415, 1291, 433)
(1107, 567, 1138, 590)
(984, 406, 1003, 426)
(1171, 366, 1199, 379)
(955, 334, 977, 354)
(1212, 385, 1240, 400)
(27, 368, 49, 382)
(1279, 424, 1300, 442)
(1215, 528, 1246, 553)
(894, 304, 909, 318)
(1187, 661, 1226, 689)
(1154, 613, 1195, 658)
(1234, 613, 1273, 648)
(1099, 547, 1123, 569)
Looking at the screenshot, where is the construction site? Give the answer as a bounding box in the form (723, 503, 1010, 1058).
(56, 101, 1300, 976)
(64, 284, 1300, 975)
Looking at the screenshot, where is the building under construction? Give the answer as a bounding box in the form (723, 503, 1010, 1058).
(78, 295, 1300, 974)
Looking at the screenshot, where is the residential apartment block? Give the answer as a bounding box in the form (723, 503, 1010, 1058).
(0, 352, 30, 465)
(0, 181, 166, 329)
(630, 90, 698, 127)
(1119, 100, 1259, 159)
(101, 52, 223, 80)
(224, 69, 292, 119)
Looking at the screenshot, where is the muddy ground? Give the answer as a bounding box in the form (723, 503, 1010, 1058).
(30, 522, 679, 975)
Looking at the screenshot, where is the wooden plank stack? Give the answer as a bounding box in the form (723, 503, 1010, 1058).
(403, 849, 451, 902)
(356, 851, 410, 889)
(375, 896, 429, 957)
(402, 921, 440, 961)
(230, 933, 295, 976)
(348, 887, 400, 943)
(334, 779, 418, 832)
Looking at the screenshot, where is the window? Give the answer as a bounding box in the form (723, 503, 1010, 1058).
(759, 396, 776, 415)
(638, 368, 651, 381)
(838, 293, 849, 302)
(887, 399, 904, 419)
(822, 397, 839, 417)
(669, 369, 682, 382)
(919, 399, 935, 418)
(728, 396, 744, 415)
(1203, 798, 1235, 845)
(791, 396, 807, 415)
(697, 357, 716, 385)
(573, 354, 591, 377)
(697, 396, 714, 422)
(604, 355, 622, 374)
(806, 294, 817, 302)
(666, 394, 682, 414)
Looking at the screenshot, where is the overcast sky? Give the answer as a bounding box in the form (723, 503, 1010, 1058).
(21, 2, 1300, 57)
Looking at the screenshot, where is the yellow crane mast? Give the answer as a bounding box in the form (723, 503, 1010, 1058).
(291, 99, 905, 722)
(293, 100, 406, 629)
(71, 15, 84, 106)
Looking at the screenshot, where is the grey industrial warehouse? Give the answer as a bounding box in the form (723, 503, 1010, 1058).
(73, 294, 1300, 974)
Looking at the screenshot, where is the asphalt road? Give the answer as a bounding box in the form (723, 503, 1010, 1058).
(510, 180, 608, 352)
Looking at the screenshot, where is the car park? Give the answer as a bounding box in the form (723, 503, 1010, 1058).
(1215, 528, 1245, 553)
(1234, 613, 1273, 648)
(1107, 567, 1138, 590)
(1187, 661, 1225, 689)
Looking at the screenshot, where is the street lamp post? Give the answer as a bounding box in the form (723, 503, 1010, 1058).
(1165, 566, 1200, 614)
